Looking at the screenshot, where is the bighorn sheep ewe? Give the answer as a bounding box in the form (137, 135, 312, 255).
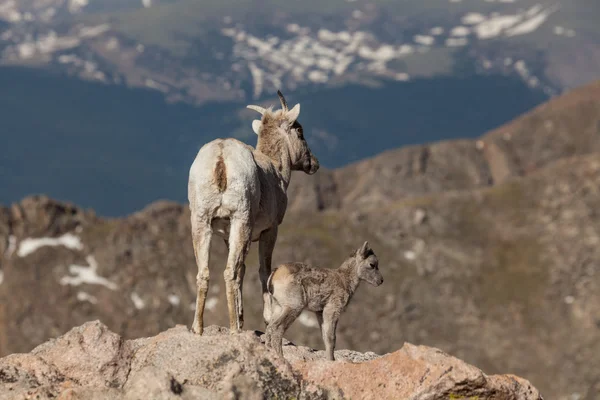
(188, 90, 320, 335)
(264, 241, 383, 360)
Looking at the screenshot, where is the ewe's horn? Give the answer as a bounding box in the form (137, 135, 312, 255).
(277, 90, 288, 111)
(246, 105, 267, 115)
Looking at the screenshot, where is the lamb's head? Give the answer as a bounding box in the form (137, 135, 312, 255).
(247, 90, 320, 175)
(354, 241, 383, 287)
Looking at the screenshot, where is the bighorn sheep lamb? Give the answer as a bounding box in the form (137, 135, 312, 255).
(264, 241, 383, 360)
(188, 90, 320, 335)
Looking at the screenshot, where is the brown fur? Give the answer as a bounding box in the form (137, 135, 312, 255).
(264, 242, 383, 361)
(214, 142, 227, 192)
(256, 110, 288, 170)
(189, 91, 320, 336)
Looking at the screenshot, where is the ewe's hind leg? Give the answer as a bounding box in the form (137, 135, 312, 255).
(224, 238, 247, 330)
(191, 216, 212, 335)
(259, 227, 278, 325)
(224, 217, 251, 333)
(266, 306, 302, 357)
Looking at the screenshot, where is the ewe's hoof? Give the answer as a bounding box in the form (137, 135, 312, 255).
(190, 326, 203, 335)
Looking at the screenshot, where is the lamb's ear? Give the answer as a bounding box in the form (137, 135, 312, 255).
(359, 241, 370, 258)
(252, 120, 262, 135)
(286, 103, 300, 123)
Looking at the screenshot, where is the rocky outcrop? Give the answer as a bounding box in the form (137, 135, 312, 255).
(0, 320, 542, 400)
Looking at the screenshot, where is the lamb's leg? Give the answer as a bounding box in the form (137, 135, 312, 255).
(322, 305, 340, 361)
(191, 215, 212, 335)
(266, 305, 302, 357)
(315, 311, 323, 337)
(259, 227, 278, 326)
(224, 217, 251, 333)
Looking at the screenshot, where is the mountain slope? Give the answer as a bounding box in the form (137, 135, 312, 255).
(2, 81, 600, 398)
(0, 151, 598, 400)
(286, 79, 600, 213)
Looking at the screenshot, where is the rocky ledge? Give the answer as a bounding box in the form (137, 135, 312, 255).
(0, 321, 542, 400)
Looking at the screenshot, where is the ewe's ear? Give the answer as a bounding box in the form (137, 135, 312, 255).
(252, 120, 262, 135)
(359, 241, 371, 258)
(286, 103, 300, 123)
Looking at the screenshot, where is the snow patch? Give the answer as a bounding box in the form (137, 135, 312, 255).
(248, 62, 265, 99)
(168, 294, 180, 306)
(451, 26, 471, 37)
(298, 312, 319, 328)
(554, 26, 576, 37)
(18, 233, 83, 257)
(430, 27, 444, 36)
(79, 24, 111, 38)
(446, 37, 468, 47)
(77, 291, 98, 304)
(0, 0, 21, 22)
(462, 13, 486, 25)
(205, 297, 218, 311)
(131, 292, 145, 309)
(414, 35, 434, 46)
(469, 5, 555, 40)
(505, 8, 553, 37)
(308, 70, 328, 83)
(145, 79, 169, 92)
(69, 0, 88, 13)
(60, 255, 118, 291)
(6, 235, 16, 258)
(142, 0, 152, 7)
(225, 25, 420, 92)
(105, 38, 119, 51)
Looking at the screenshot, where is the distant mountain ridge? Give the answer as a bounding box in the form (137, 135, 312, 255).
(1, 0, 599, 103)
(286, 79, 600, 213)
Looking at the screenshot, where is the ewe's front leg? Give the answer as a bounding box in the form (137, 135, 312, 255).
(224, 218, 251, 333)
(322, 305, 340, 361)
(259, 227, 278, 325)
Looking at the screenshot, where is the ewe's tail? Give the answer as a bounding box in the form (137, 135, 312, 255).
(266, 269, 276, 295)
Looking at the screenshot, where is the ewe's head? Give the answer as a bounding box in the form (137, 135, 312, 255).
(354, 241, 383, 287)
(247, 90, 319, 175)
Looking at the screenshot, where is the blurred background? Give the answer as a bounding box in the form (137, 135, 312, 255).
(0, 1, 599, 399)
